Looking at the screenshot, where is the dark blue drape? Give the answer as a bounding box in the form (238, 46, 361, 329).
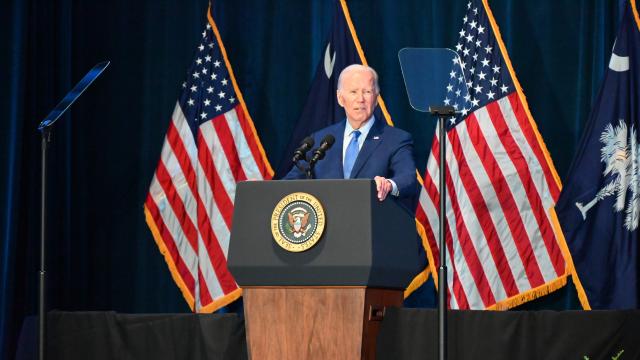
(0, 0, 620, 358)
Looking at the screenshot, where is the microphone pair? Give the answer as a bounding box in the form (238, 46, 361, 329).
(292, 135, 335, 166)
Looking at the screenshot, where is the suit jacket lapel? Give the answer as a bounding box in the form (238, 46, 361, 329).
(328, 121, 346, 177)
(349, 119, 383, 179)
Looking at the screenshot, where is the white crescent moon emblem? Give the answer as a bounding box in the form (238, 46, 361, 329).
(324, 42, 337, 79)
(609, 52, 629, 72)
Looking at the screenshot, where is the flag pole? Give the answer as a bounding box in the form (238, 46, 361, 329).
(429, 105, 455, 360)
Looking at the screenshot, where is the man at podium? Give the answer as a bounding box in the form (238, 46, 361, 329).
(284, 64, 418, 207)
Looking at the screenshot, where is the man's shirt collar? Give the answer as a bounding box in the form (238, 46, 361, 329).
(344, 115, 375, 140)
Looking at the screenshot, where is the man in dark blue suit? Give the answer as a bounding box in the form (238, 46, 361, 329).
(284, 64, 417, 206)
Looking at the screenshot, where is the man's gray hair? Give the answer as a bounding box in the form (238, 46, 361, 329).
(336, 64, 380, 93)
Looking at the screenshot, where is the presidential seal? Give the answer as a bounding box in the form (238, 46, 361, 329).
(271, 192, 325, 252)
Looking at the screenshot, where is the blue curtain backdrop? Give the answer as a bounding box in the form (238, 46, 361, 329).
(0, 0, 619, 358)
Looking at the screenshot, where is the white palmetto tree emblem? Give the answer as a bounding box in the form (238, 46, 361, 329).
(575, 119, 640, 231)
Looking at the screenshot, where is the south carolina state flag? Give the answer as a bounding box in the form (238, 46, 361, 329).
(556, 0, 640, 310)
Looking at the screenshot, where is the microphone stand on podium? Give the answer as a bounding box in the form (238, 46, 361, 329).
(399, 48, 470, 360)
(36, 61, 110, 360)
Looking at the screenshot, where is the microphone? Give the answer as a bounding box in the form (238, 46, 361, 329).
(292, 136, 315, 162)
(309, 134, 336, 166)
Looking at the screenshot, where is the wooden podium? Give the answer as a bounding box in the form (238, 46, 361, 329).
(228, 180, 422, 360)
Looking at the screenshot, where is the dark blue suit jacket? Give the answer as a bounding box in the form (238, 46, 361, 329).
(284, 118, 418, 206)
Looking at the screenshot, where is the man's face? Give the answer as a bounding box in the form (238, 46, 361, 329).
(337, 69, 378, 129)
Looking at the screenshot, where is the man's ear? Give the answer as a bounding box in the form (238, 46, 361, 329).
(336, 90, 344, 108)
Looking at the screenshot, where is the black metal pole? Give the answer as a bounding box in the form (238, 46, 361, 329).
(437, 115, 447, 360)
(39, 129, 50, 360)
(34, 62, 109, 360)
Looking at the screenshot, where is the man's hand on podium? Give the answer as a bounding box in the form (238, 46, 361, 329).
(374, 176, 392, 201)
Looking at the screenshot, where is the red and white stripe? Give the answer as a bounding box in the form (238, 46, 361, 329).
(145, 102, 271, 311)
(418, 93, 565, 309)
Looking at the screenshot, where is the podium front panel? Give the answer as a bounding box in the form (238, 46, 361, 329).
(228, 179, 421, 288)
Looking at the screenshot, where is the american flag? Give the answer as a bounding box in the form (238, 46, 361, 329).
(144, 9, 273, 312)
(416, 0, 569, 309)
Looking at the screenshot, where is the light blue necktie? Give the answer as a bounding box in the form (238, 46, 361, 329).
(343, 130, 361, 178)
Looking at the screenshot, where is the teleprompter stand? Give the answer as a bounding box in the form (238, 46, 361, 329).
(399, 48, 470, 360)
(36, 61, 109, 360)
